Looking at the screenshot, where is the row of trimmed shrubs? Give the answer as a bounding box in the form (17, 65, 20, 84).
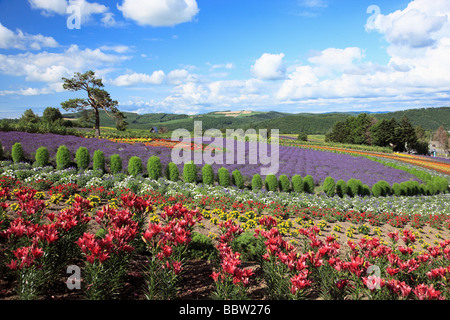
(255, 175, 447, 197)
(9, 143, 116, 173)
(325, 176, 448, 197)
(8, 143, 449, 197)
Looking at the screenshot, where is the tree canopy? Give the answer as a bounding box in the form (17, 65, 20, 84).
(42, 107, 63, 125)
(61, 70, 125, 137)
(326, 113, 429, 154)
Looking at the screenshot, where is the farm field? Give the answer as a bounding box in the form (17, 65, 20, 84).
(0, 131, 449, 301)
(280, 139, 450, 175)
(3, 0, 450, 308)
(0, 131, 430, 187)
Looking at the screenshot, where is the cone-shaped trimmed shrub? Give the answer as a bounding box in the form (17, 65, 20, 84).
(278, 175, 291, 192)
(392, 183, 402, 196)
(419, 184, 428, 195)
(303, 175, 315, 194)
(401, 181, 414, 196)
(218, 167, 230, 187)
(378, 180, 392, 196)
(56, 145, 71, 169)
(346, 178, 362, 197)
(12, 142, 25, 163)
(372, 182, 383, 197)
(202, 164, 214, 185)
(109, 154, 122, 174)
(432, 176, 448, 193)
(128, 156, 143, 176)
(292, 175, 303, 193)
(335, 179, 347, 198)
(252, 174, 263, 190)
(183, 161, 197, 183)
(362, 184, 371, 196)
(147, 156, 162, 180)
(411, 181, 420, 195)
(264, 174, 278, 192)
(400, 182, 409, 195)
(426, 181, 437, 195)
(75, 147, 90, 170)
(166, 162, 179, 182)
(323, 176, 335, 197)
(232, 169, 244, 189)
(35, 146, 49, 167)
(93, 150, 105, 172)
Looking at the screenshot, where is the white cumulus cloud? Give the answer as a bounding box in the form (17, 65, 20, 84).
(0, 22, 59, 50)
(29, 0, 68, 15)
(251, 53, 286, 81)
(29, 0, 116, 26)
(117, 0, 199, 27)
(308, 47, 364, 76)
(365, 0, 450, 51)
(111, 71, 166, 86)
(0, 44, 128, 87)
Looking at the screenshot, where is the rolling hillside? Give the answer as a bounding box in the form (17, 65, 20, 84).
(251, 113, 352, 134)
(372, 107, 450, 131)
(63, 110, 290, 131)
(62, 107, 450, 134)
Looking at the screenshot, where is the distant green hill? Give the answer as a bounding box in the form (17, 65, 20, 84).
(372, 107, 450, 131)
(63, 110, 290, 131)
(251, 113, 353, 134)
(62, 106, 450, 134)
(245, 107, 450, 134)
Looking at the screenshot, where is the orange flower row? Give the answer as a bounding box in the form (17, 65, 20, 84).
(106, 137, 223, 152)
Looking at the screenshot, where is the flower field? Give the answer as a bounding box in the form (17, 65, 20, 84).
(280, 139, 450, 175)
(0, 131, 426, 187)
(104, 136, 222, 153)
(0, 131, 449, 300)
(0, 158, 449, 300)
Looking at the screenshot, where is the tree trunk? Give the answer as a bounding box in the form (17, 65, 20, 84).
(94, 108, 100, 138)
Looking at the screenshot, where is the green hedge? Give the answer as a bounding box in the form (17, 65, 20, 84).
(252, 174, 263, 191)
(93, 150, 105, 172)
(292, 175, 303, 193)
(303, 175, 315, 194)
(232, 169, 245, 189)
(128, 156, 143, 176)
(278, 175, 291, 192)
(75, 147, 90, 170)
(218, 167, 230, 187)
(109, 154, 122, 174)
(202, 164, 214, 185)
(183, 162, 197, 183)
(35, 146, 49, 167)
(323, 177, 336, 197)
(335, 179, 347, 198)
(56, 145, 71, 170)
(11, 143, 25, 163)
(147, 156, 162, 180)
(346, 178, 362, 197)
(264, 174, 278, 192)
(166, 162, 179, 182)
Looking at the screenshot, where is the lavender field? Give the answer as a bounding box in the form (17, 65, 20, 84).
(0, 131, 421, 187)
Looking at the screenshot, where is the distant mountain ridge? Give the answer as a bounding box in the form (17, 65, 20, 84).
(63, 106, 450, 134)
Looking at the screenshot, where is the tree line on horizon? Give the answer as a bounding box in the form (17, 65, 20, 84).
(325, 113, 449, 155)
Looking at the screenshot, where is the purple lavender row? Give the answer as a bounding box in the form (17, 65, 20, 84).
(0, 131, 421, 187)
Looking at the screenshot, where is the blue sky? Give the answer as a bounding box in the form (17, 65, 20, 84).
(0, 0, 449, 118)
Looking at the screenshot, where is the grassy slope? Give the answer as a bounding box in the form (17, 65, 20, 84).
(63, 107, 450, 134)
